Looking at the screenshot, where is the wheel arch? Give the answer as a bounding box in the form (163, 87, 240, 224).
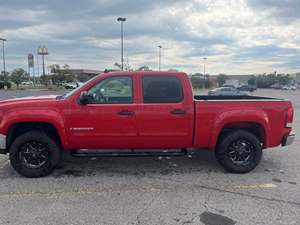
(215, 121, 267, 149)
(6, 121, 66, 150)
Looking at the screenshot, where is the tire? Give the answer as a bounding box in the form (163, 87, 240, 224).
(215, 130, 262, 173)
(9, 131, 61, 177)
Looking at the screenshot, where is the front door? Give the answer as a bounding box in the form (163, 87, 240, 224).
(67, 75, 138, 149)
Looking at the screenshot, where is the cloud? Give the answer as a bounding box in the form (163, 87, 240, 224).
(0, 0, 299, 74)
(247, 0, 300, 21)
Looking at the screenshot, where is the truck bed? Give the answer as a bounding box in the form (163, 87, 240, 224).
(193, 95, 292, 150)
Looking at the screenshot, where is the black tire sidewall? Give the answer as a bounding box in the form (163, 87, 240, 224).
(216, 130, 262, 173)
(9, 131, 61, 177)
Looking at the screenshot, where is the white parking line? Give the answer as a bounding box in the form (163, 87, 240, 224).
(232, 183, 277, 189)
(0, 160, 9, 169)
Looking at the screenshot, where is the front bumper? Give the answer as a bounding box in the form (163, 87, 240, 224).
(282, 134, 295, 146)
(0, 134, 6, 154)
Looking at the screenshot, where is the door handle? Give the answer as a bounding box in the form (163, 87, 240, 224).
(170, 109, 186, 115)
(118, 110, 135, 116)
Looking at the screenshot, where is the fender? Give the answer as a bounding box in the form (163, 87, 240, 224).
(209, 108, 270, 149)
(1, 108, 69, 149)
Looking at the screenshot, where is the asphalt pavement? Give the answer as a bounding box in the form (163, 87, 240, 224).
(0, 88, 299, 225)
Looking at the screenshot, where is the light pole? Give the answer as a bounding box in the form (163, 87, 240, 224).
(158, 45, 162, 71)
(117, 17, 126, 71)
(36, 50, 40, 77)
(203, 57, 207, 76)
(37, 46, 48, 76)
(0, 38, 7, 80)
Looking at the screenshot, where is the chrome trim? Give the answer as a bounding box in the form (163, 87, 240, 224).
(70, 127, 94, 131)
(195, 99, 286, 102)
(0, 134, 6, 150)
(282, 134, 295, 146)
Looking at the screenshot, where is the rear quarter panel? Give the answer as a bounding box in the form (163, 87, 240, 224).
(194, 100, 292, 149)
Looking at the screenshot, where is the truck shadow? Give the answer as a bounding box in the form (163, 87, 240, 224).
(52, 149, 221, 178)
(0, 149, 282, 179)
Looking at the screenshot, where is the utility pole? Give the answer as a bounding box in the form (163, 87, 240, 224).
(117, 17, 126, 71)
(203, 57, 207, 76)
(0, 38, 7, 80)
(158, 45, 162, 71)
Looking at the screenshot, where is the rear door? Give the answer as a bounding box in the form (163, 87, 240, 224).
(136, 74, 194, 148)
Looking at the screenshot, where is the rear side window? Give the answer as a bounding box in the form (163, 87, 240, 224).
(142, 76, 183, 103)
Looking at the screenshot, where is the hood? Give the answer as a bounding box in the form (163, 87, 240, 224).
(0, 95, 58, 105)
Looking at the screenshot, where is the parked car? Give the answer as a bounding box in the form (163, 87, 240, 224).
(0, 81, 11, 89)
(282, 85, 296, 91)
(21, 81, 33, 86)
(0, 71, 294, 177)
(222, 84, 236, 88)
(208, 87, 249, 96)
(238, 84, 257, 92)
(64, 82, 84, 89)
(291, 86, 297, 90)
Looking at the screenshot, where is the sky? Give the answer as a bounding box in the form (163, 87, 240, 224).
(0, 0, 299, 75)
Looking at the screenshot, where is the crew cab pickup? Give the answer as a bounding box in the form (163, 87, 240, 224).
(0, 71, 295, 177)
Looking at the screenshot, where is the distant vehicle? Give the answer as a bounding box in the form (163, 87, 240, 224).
(282, 86, 296, 91)
(282, 86, 289, 90)
(64, 82, 84, 89)
(238, 84, 257, 92)
(271, 83, 283, 89)
(21, 81, 33, 86)
(222, 84, 235, 88)
(208, 87, 249, 96)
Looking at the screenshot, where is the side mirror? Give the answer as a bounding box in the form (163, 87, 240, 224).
(79, 91, 89, 105)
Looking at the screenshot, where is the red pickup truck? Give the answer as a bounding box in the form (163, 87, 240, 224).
(0, 71, 295, 177)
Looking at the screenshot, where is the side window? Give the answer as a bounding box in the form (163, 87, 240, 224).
(142, 76, 183, 103)
(87, 76, 133, 104)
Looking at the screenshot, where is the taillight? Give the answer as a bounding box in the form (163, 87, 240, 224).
(286, 106, 294, 128)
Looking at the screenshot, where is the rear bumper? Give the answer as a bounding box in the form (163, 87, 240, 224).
(0, 134, 7, 154)
(282, 134, 295, 146)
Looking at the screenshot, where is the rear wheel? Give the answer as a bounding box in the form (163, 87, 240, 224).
(9, 131, 61, 177)
(216, 130, 262, 173)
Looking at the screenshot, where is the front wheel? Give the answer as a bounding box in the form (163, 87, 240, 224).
(215, 130, 262, 173)
(9, 131, 61, 177)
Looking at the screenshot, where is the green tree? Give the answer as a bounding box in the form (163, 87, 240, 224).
(216, 74, 228, 87)
(49, 64, 73, 85)
(138, 65, 151, 71)
(0, 71, 9, 81)
(114, 62, 122, 70)
(277, 74, 291, 86)
(11, 68, 28, 88)
(190, 74, 212, 89)
(248, 76, 256, 85)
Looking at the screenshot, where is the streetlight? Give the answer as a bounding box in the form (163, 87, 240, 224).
(203, 57, 207, 76)
(158, 45, 162, 71)
(37, 46, 48, 76)
(117, 17, 126, 71)
(0, 37, 7, 80)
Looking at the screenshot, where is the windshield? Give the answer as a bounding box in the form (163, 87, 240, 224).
(57, 75, 100, 99)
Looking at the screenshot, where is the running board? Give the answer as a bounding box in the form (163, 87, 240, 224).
(70, 149, 188, 158)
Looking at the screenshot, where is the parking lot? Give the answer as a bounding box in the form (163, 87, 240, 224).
(0, 88, 299, 225)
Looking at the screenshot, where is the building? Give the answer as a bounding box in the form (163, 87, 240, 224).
(291, 73, 300, 87)
(68, 69, 103, 82)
